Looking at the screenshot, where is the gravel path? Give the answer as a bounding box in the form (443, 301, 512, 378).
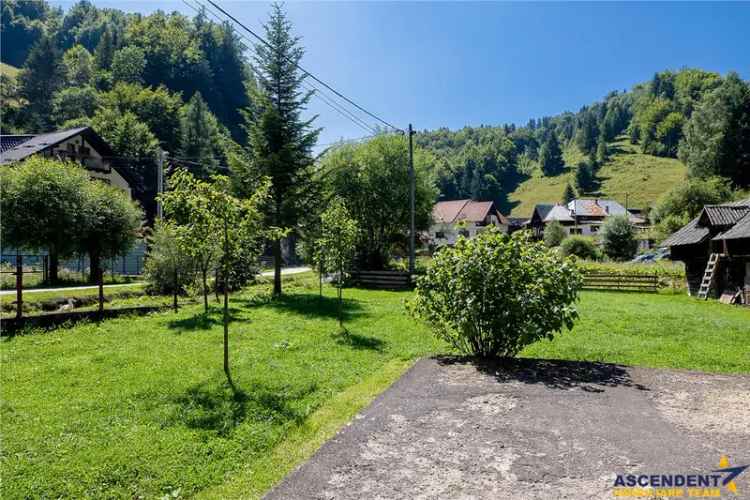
(266, 357, 750, 499)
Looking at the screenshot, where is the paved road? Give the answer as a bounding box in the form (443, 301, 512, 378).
(0, 267, 312, 296)
(0, 282, 143, 296)
(266, 357, 750, 499)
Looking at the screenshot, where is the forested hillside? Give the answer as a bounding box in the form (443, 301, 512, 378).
(416, 68, 750, 216)
(3, 0, 749, 223)
(2, 0, 250, 152)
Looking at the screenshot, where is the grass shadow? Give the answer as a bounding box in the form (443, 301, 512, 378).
(167, 379, 317, 436)
(332, 330, 386, 352)
(236, 293, 367, 321)
(436, 356, 649, 393)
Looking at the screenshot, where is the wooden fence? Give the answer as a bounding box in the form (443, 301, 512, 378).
(582, 271, 659, 293)
(350, 270, 413, 290)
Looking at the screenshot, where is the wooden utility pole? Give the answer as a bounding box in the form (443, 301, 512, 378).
(408, 124, 416, 275)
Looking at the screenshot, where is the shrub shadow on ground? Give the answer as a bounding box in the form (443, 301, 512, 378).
(436, 356, 649, 393)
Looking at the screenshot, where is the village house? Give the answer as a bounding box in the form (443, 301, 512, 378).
(1, 127, 134, 197)
(527, 198, 648, 240)
(661, 198, 750, 304)
(1, 127, 144, 274)
(429, 199, 509, 246)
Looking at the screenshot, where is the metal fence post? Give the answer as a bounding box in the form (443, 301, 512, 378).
(15, 254, 23, 320)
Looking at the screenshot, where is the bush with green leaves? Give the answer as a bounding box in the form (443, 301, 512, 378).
(143, 221, 195, 297)
(560, 236, 601, 260)
(544, 220, 567, 247)
(601, 215, 638, 261)
(408, 228, 582, 358)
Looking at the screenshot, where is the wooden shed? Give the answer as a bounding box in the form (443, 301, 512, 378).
(662, 198, 750, 302)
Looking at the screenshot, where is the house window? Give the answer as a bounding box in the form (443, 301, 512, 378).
(435, 231, 445, 239)
(590, 226, 599, 233)
(569, 228, 583, 235)
(459, 229, 470, 238)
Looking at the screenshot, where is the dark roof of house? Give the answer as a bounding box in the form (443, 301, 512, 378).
(661, 217, 711, 247)
(662, 198, 750, 247)
(433, 199, 508, 224)
(0, 135, 34, 153)
(699, 205, 749, 227)
(714, 212, 750, 240)
(531, 203, 554, 222)
(507, 217, 529, 227)
(0, 127, 95, 164)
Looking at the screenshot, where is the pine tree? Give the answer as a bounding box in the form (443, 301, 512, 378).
(179, 92, 221, 177)
(236, 3, 320, 296)
(539, 132, 564, 176)
(17, 34, 65, 131)
(596, 131, 608, 164)
(94, 27, 115, 70)
(562, 182, 576, 204)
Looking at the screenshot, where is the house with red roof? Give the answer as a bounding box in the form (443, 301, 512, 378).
(429, 199, 509, 246)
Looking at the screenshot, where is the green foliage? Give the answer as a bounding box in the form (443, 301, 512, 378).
(62, 44, 94, 86)
(562, 182, 576, 204)
(321, 134, 437, 270)
(0, 157, 89, 261)
(679, 73, 750, 187)
(178, 92, 224, 177)
(560, 235, 600, 260)
(409, 229, 582, 358)
(544, 220, 567, 247)
(574, 160, 596, 194)
(600, 215, 637, 261)
(0, 0, 57, 67)
(78, 177, 144, 275)
(234, 4, 319, 294)
(111, 45, 145, 84)
(93, 27, 115, 70)
(51, 85, 98, 124)
(98, 82, 183, 151)
(539, 132, 564, 176)
(317, 199, 359, 327)
(17, 34, 65, 130)
(159, 169, 271, 312)
(143, 221, 195, 296)
(92, 108, 159, 159)
(651, 177, 734, 238)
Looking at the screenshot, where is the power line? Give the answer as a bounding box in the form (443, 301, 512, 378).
(183, 0, 378, 136)
(203, 0, 403, 133)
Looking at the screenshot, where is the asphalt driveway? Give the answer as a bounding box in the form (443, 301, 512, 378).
(266, 357, 750, 499)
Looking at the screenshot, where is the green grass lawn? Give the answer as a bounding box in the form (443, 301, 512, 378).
(2, 274, 748, 499)
(507, 137, 687, 217)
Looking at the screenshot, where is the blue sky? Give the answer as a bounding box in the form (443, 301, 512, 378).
(54, 1, 750, 145)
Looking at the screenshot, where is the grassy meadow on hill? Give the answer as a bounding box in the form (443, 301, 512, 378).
(507, 137, 687, 217)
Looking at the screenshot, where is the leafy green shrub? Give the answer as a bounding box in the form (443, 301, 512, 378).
(560, 236, 600, 260)
(544, 220, 567, 247)
(601, 215, 638, 261)
(408, 228, 582, 358)
(143, 222, 195, 295)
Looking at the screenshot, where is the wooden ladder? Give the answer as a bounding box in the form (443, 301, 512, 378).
(698, 253, 720, 300)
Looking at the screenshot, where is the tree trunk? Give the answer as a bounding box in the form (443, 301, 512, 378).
(338, 262, 343, 329)
(173, 267, 179, 312)
(202, 267, 208, 313)
(97, 259, 104, 314)
(214, 266, 220, 302)
(272, 238, 282, 297)
(48, 248, 59, 284)
(223, 219, 233, 389)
